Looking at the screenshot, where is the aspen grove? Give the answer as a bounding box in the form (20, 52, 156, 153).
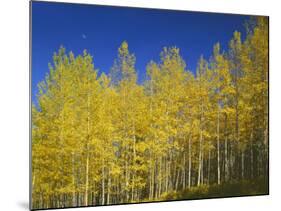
(32, 17, 268, 209)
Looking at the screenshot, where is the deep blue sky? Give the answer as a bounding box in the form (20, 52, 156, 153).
(32, 1, 252, 103)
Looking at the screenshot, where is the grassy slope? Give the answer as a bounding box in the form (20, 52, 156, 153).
(160, 178, 269, 201)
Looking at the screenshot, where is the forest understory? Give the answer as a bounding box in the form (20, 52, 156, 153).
(160, 177, 268, 201)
